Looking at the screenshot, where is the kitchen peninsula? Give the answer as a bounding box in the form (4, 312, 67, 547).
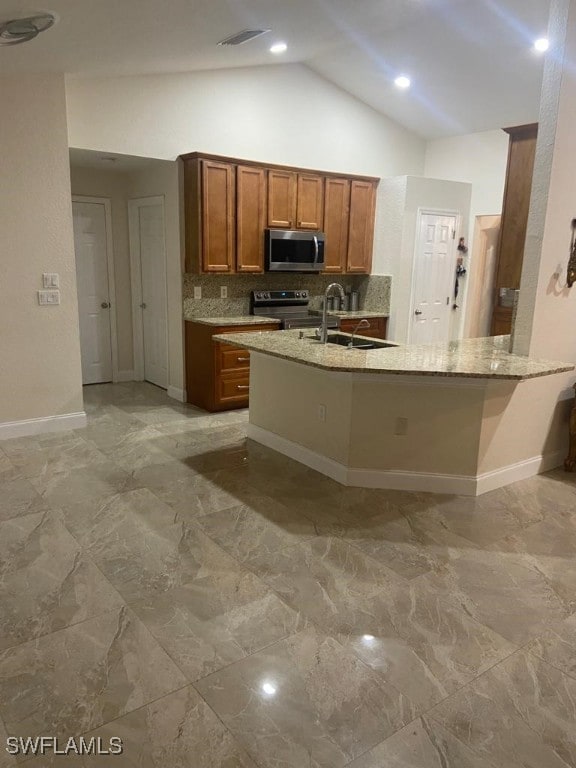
(213, 329, 574, 496)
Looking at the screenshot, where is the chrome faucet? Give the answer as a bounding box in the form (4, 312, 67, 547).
(348, 318, 370, 347)
(319, 282, 345, 343)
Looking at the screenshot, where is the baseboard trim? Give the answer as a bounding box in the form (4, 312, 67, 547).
(115, 370, 135, 382)
(475, 452, 563, 495)
(0, 412, 87, 440)
(167, 386, 187, 402)
(247, 424, 563, 496)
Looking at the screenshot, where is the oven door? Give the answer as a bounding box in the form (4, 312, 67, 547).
(265, 229, 325, 272)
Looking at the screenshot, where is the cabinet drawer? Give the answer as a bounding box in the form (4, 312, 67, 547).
(218, 345, 251, 372)
(339, 316, 387, 338)
(216, 372, 250, 405)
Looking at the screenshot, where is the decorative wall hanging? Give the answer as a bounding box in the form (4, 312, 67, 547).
(567, 219, 576, 288)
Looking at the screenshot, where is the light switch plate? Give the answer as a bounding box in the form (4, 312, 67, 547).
(42, 273, 60, 289)
(38, 290, 60, 306)
(193, 286, 202, 299)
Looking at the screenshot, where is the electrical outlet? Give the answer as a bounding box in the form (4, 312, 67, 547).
(394, 417, 408, 436)
(318, 404, 326, 422)
(42, 272, 59, 289)
(220, 286, 228, 299)
(38, 290, 60, 306)
(193, 286, 202, 299)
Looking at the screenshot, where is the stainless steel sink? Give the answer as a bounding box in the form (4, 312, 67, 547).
(324, 333, 396, 350)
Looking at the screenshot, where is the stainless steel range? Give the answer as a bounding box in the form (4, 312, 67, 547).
(250, 289, 339, 331)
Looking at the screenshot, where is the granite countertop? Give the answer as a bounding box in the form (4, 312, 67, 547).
(186, 316, 281, 327)
(310, 310, 389, 319)
(212, 329, 575, 380)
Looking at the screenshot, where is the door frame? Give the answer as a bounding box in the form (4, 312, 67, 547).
(408, 207, 461, 344)
(128, 195, 169, 384)
(72, 195, 119, 383)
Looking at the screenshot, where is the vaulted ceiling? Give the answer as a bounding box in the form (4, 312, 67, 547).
(0, 0, 551, 138)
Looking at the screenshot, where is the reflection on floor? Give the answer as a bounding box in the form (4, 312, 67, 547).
(1, 381, 576, 767)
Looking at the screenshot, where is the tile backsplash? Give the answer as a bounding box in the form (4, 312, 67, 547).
(183, 273, 391, 319)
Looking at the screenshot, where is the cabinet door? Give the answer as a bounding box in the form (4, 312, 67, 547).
(491, 307, 512, 336)
(323, 178, 350, 273)
(347, 180, 377, 274)
(490, 124, 537, 334)
(296, 174, 324, 229)
(236, 165, 266, 272)
(202, 160, 236, 272)
(339, 316, 387, 339)
(267, 170, 297, 228)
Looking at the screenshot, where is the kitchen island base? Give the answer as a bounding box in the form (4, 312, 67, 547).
(246, 352, 572, 497)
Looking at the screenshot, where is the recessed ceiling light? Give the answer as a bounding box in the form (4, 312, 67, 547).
(394, 75, 411, 89)
(270, 42, 287, 54)
(534, 37, 549, 52)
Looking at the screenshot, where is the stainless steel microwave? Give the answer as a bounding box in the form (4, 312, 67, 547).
(265, 229, 325, 272)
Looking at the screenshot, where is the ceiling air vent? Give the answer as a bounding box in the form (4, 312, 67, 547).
(0, 13, 56, 46)
(217, 29, 270, 46)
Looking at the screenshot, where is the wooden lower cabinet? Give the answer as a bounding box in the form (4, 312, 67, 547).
(491, 307, 513, 336)
(339, 316, 387, 339)
(186, 321, 279, 411)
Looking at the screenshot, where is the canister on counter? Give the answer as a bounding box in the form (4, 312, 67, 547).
(350, 291, 360, 311)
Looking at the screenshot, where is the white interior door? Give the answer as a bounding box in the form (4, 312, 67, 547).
(411, 213, 457, 345)
(131, 198, 168, 389)
(73, 200, 114, 384)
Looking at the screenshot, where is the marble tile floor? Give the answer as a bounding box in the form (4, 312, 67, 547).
(0, 381, 576, 766)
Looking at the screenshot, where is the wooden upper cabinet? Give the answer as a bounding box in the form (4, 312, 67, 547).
(347, 180, 377, 274)
(236, 165, 266, 272)
(491, 123, 538, 335)
(495, 124, 538, 290)
(296, 174, 324, 229)
(201, 160, 236, 272)
(181, 151, 379, 274)
(267, 170, 297, 228)
(323, 178, 350, 273)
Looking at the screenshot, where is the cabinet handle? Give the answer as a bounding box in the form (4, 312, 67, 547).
(237, 357, 250, 362)
(236, 385, 250, 390)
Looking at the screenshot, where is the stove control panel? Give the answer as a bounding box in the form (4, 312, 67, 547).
(251, 289, 309, 306)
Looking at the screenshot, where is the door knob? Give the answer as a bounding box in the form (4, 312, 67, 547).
(101, 301, 110, 309)
(414, 309, 423, 315)
(140, 302, 147, 309)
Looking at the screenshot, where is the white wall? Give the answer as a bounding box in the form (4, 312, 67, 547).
(424, 130, 509, 337)
(66, 65, 426, 178)
(424, 130, 509, 223)
(70, 166, 134, 376)
(381, 176, 472, 344)
(70, 161, 184, 396)
(66, 64, 427, 291)
(514, 0, 576, 365)
(481, 0, 575, 476)
(0, 74, 84, 430)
